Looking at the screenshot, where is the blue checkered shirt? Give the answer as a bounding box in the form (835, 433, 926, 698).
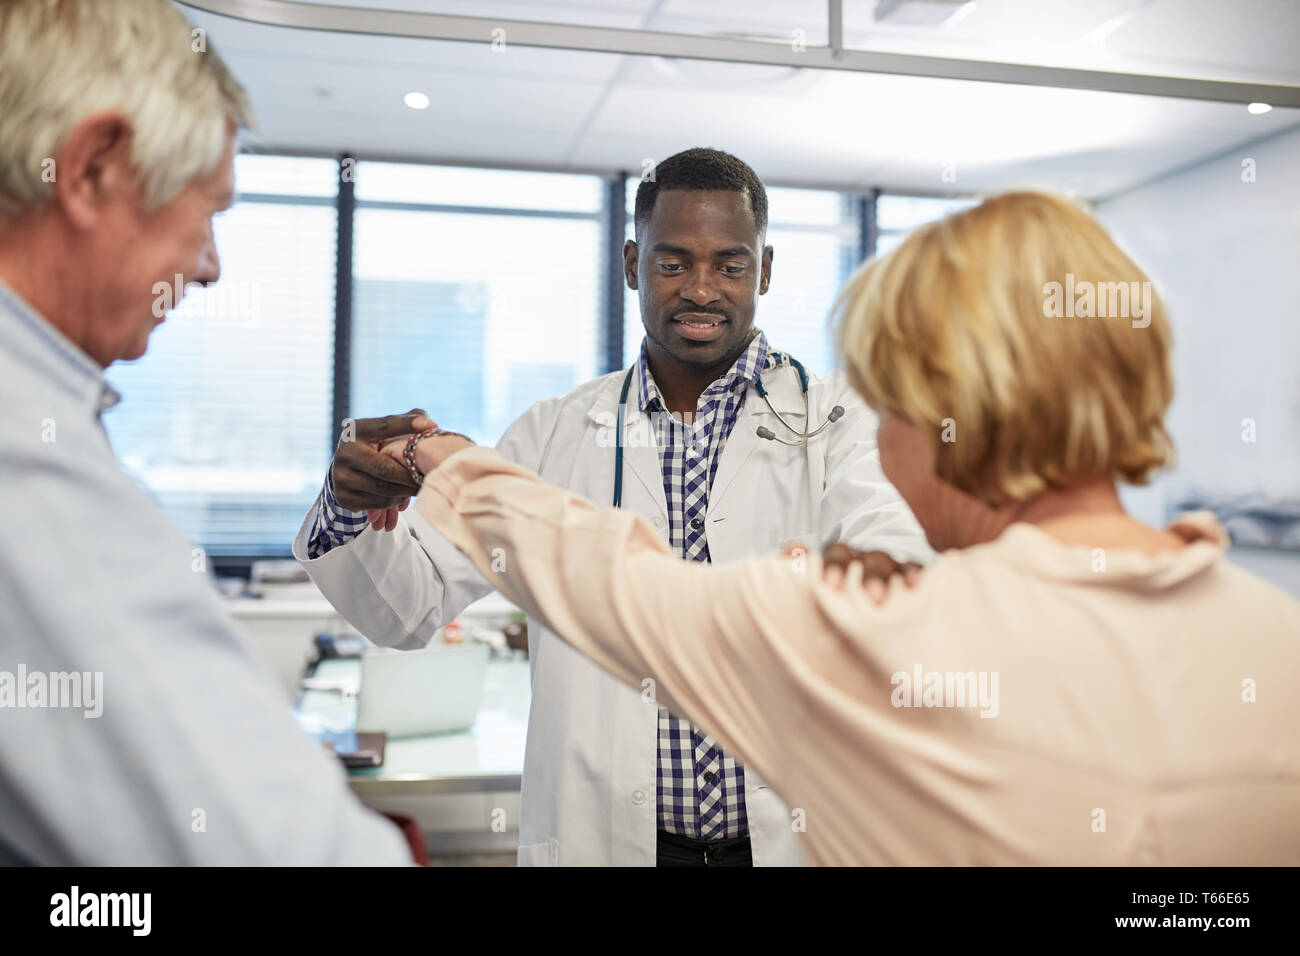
(305, 467, 370, 559)
(636, 330, 769, 841)
(305, 331, 771, 842)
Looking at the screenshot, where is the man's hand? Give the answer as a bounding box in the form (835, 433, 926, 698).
(330, 410, 433, 531)
(812, 544, 922, 605)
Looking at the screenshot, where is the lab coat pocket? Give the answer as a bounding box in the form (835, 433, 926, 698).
(746, 783, 806, 867)
(516, 838, 558, 867)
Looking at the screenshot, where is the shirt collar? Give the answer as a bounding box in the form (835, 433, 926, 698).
(635, 328, 770, 413)
(0, 279, 121, 419)
(978, 511, 1230, 590)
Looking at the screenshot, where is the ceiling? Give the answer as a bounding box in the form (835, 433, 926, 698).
(182, 0, 1300, 199)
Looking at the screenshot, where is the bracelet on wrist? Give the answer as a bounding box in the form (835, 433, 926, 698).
(402, 428, 473, 486)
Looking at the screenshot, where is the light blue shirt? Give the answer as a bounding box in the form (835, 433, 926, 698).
(0, 280, 408, 865)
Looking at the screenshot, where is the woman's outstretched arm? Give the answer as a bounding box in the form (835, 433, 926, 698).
(413, 445, 837, 791)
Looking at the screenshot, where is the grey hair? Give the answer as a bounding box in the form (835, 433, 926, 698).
(0, 0, 254, 219)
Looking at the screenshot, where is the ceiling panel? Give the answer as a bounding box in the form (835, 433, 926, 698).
(189, 6, 626, 166)
(755, 0, 1300, 85)
(185, 1, 1300, 196)
(840, 0, 1300, 85)
(575, 64, 1297, 195)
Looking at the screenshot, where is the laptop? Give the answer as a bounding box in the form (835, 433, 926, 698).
(356, 642, 489, 738)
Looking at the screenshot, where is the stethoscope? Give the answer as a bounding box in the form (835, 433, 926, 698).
(612, 351, 845, 507)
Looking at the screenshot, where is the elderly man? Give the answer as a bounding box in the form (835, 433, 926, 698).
(0, 0, 408, 865)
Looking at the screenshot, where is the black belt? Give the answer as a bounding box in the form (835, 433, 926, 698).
(656, 829, 753, 867)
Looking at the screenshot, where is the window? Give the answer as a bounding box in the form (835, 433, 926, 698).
(104, 151, 972, 560)
(875, 194, 977, 257)
(349, 163, 604, 445)
(622, 179, 861, 376)
(104, 155, 338, 557)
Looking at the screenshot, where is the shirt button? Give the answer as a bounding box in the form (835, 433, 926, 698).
(652, 516, 665, 530)
(703, 771, 716, 783)
(631, 789, 647, 805)
(690, 518, 703, 530)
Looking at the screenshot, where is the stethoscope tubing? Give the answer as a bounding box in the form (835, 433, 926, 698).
(611, 355, 837, 506)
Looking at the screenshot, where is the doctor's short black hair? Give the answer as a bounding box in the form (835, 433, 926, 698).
(633, 148, 768, 239)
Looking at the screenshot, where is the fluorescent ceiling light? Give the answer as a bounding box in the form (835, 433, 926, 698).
(403, 91, 430, 110)
(1247, 102, 1272, 114)
(875, 0, 973, 28)
(1081, 13, 1132, 46)
(945, 2, 978, 28)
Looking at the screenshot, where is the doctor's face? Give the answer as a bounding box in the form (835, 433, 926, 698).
(625, 189, 773, 373)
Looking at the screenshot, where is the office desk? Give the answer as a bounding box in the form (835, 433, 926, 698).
(227, 594, 346, 700)
(297, 655, 530, 797)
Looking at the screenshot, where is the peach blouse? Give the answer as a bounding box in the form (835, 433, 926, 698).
(416, 447, 1300, 865)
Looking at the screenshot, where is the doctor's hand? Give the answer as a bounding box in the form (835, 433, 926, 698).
(330, 410, 433, 531)
(812, 544, 922, 605)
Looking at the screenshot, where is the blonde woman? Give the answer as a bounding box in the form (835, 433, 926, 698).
(389, 192, 1300, 865)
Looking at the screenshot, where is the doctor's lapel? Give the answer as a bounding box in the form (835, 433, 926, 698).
(708, 370, 808, 513)
(585, 372, 668, 522)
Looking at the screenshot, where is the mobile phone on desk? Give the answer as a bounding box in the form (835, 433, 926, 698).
(318, 730, 387, 768)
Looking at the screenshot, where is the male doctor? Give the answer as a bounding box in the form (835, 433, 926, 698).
(294, 148, 928, 866)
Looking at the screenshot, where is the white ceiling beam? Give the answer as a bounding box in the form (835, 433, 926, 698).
(185, 0, 1300, 108)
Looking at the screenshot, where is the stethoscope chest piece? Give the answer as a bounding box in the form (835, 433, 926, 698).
(754, 352, 844, 447)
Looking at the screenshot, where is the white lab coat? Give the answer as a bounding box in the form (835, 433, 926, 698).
(293, 363, 930, 866)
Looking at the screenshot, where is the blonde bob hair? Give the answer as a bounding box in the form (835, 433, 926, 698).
(835, 190, 1174, 506)
(0, 0, 253, 220)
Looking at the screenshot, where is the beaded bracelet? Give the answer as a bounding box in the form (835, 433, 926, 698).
(402, 428, 472, 485)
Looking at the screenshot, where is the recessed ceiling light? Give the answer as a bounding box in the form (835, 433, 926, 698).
(1247, 102, 1272, 115)
(404, 91, 430, 110)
